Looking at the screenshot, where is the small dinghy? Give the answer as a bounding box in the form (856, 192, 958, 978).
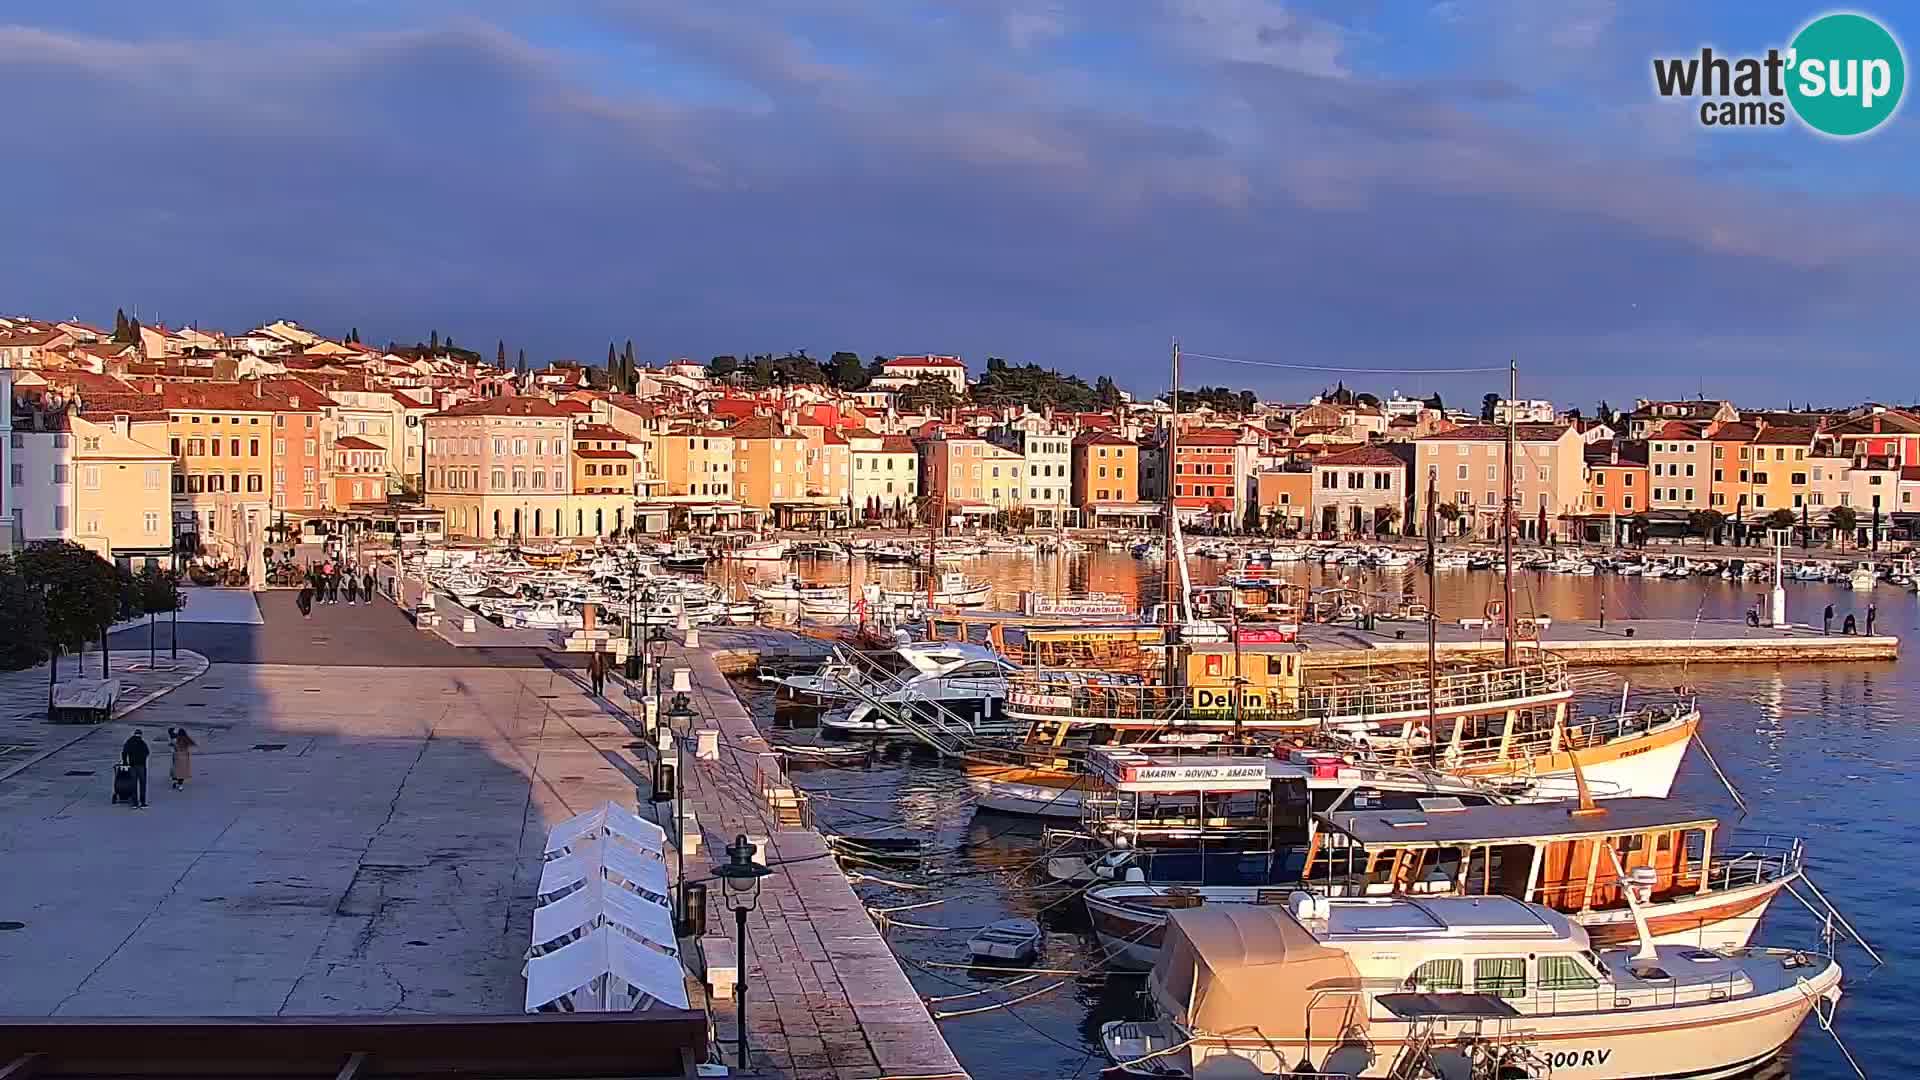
(967, 918, 1043, 963)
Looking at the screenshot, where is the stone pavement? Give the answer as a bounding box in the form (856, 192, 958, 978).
(660, 642, 966, 1080)
(0, 602, 646, 1020)
(0, 648, 211, 785)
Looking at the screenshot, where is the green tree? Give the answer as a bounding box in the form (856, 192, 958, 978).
(132, 564, 186, 665)
(0, 555, 49, 671)
(1437, 502, 1462, 535)
(1481, 393, 1499, 422)
(1765, 508, 1796, 532)
(1686, 509, 1726, 544)
(1828, 505, 1858, 549)
(623, 340, 636, 392)
(606, 342, 619, 388)
(429, 329, 439, 351)
(349, 327, 360, 344)
(1374, 505, 1402, 535)
(497, 340, 506, 366)
(1095, 375, 1121, 407)
(444, 335, 455, 351)
(823, 351, 866, 389)
(899, 375, 960, 414)
(128, 317, 142, 343)
(1424, 393, 1444, 410)
(17, 541, 120, 713)
(517, 348, 527, 375)
(1242, 498, 1261, 534)
(709, 355, 740, 379)
(112, 308, 130, 342)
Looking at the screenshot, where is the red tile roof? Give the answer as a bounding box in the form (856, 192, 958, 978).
(571, 423, 630, 442)
(74, 392, 168, 423)
(884, 355, 965, 369)
(573, 448, 633, 460)
(1178, 428, 1242, 447)
(878, 435, 917, 454)
(1707, 422, 1758, 441)
(1751, 426, 1816, 445)
(1074, 430, 1134, 447)
(160, 380, 330, 413)
(1311, 446, 1406, 468)
(1422, 423, 1572, 441)
(334, 436, 383, 451)
(728, 416, 788, 440)
(433, 395, 571, 419)
(1828, 410, 1920, 437)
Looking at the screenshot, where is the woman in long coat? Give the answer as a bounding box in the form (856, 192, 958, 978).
(169, 728, 197, 790)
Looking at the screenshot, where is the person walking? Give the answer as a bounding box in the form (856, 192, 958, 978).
(121, 729, 151, 808)
(588, 650, 607, 697)
(363, 569, 377, 604)
(169, 727, 196, 790)
(1823, 603, 1835, 635)
(297, 584, 313, 618)
(1867, 602, 1878, 636)
(344, 575, 358, 605)
(326, 570, 340, 605)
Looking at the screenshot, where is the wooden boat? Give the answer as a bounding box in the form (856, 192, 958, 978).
(1102, 894, 1843, 1079)
(966, 918, 1043, 962)
(1085, 797, 1803, 969)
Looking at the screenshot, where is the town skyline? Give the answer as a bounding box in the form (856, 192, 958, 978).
(3, 3, 1913, 403)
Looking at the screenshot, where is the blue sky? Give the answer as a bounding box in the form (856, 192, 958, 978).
(2, 1, 1913, 407)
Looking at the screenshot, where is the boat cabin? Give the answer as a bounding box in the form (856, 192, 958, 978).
(1304, 799, 1729, 914)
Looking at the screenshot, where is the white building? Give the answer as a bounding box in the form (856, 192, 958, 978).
(1494, 399, 1558, 424)
(992, 429, 1073, 527)
(872, 355, 967, 394)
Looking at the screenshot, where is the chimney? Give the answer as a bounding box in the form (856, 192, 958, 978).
(1609, 442, 1619, 466)
(291, 395, 300, 409)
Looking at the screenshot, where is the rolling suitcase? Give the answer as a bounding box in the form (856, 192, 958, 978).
(112, 763, 137, 805)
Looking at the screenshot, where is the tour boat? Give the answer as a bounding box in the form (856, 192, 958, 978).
(1084, 796, 1804, 970)
(1102, 894, 1842, 1079)
(773, 639, 1013, 711)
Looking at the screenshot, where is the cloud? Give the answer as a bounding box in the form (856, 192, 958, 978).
(0, 5, 1914, 404)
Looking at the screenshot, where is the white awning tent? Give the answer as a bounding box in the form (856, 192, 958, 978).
(523, 802, 686, 1014)
(523, 926, 690, 1012)
(545, 802, 668, 858)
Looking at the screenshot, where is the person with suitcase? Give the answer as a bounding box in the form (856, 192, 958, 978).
(120, 730, 151, 808)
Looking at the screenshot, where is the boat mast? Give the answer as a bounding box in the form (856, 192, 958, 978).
(1165, 339, 1181, 686)
(1426, 465, 1437, 735)
(1503, 360, 1516, 666)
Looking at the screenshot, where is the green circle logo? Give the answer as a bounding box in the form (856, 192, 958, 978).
(1787, 13, 1906, 136)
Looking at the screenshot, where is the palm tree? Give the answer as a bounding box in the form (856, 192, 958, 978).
(1436, 502, 1462, 536)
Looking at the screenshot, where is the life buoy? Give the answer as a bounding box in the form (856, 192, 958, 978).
(1484, 599, 1505, 622)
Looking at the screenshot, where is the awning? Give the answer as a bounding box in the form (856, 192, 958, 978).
(531, 877, 677, 956)
(539, 837, 669, 902)
(546, 803, 667, 857)
(522, 926, 690, 1012)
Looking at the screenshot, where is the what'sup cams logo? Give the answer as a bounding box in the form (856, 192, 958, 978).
(1653, 12, 1905, 136)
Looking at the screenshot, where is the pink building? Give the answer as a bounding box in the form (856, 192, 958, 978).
(423, 396, 574, 539)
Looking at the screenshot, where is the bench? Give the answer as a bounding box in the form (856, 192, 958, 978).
(50, 678, 121, 724)
(1457, 618, 1488, 631)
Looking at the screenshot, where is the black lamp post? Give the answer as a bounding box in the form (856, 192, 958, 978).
(710, 834, 772, 1070)
(664, 667, 696, 734)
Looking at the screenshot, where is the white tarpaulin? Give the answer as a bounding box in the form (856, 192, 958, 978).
(531, 877, 677, 955)
(538, 836, 669, 901)
(546, 802, 668, 857)
(523, 925, 690, 1012)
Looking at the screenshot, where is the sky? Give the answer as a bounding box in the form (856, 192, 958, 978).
(2, 1, 1915, 408)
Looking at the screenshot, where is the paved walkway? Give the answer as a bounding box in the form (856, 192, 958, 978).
(0, 603, 644, 1020)
(662, 643, 965, 1080)
(0, 649, 211, 785)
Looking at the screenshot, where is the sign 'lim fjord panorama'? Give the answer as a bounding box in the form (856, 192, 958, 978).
(1652, 11, 1906, 136)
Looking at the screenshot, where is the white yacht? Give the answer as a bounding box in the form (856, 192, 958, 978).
(1104, 894, 1842, 1079)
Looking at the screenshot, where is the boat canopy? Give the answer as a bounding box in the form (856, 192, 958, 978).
(1320, 797, 1720, 848)
(1151, 906, 1364, 1042)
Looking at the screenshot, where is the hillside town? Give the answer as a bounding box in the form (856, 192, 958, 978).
(4, 312, 1917, 575)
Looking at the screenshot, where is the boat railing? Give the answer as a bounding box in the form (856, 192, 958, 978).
(1003, 658, 1571, 727)
(1708, 833, 1805, 891)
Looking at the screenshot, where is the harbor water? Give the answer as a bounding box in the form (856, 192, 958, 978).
(728, 549, 1912, 1079)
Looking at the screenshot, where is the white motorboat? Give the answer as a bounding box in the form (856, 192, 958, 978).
(819, 656, 1024, 739)
(750, 576, 843, 603)
(729, 538, 789, 561)
(966, 918, 1043, 962)
(881, 572, 992, 608)
(1102, 893, 1843, 1079)
(511, 600, 583, 633)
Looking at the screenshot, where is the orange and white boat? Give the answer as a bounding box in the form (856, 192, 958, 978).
(1086, 797, 1802, 969)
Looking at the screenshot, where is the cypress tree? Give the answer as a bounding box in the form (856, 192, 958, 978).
(113, 309, 129, 342)
(430, 330, 439, 351)
(497, 340, 506, 366)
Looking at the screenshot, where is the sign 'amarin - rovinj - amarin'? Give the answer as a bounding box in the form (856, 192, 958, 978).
(1652, 11, 1905, 136)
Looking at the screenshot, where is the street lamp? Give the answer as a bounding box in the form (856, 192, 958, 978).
(664, 667, 696, 734)
(710, 834, 772, 1070)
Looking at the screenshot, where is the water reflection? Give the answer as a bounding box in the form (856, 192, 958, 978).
(728, 551, 1913, 1079)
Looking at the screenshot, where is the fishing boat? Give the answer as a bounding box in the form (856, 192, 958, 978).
(657, 541, 709, 572)
(966, 918, 1043, 962)
(1085, 796, 1804, 970)
(728, 538, 789, 561)
(880, 571, 992, 608)
(749, 576, 843, 603)
(1102, 894, 1843, 1079)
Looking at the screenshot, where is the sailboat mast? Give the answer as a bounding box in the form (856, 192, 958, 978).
(1503, 360, 1516, 666)
(1426, 465, 1438, 732)
(1165, 339, 1181, 624)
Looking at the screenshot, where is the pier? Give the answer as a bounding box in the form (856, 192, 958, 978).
(659, 639, 966, 1080)
(1293, 617, 1898, 666)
